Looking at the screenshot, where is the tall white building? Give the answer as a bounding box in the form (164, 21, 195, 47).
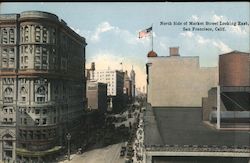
(90, 69, 124, 112)
(91, 69, 124, 96)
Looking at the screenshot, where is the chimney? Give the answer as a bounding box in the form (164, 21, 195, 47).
(169, 47, 180, 56)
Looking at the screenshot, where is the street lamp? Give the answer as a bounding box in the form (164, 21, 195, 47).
(66, 133, 71, 161)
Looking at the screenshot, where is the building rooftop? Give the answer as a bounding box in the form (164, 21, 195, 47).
(220, 50, 250, 56)
(144, 106, 250, 150)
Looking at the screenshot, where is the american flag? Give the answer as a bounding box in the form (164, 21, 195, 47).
(139, 27, 152, 38)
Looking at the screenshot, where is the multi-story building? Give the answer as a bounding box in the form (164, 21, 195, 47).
(0, 11, 87, 162)
(146, 47, 218, 107)
(130, 67, 135, 99)
(86, 81, 107, 112)
(143, 48, 250, 163)
(91, 69, 124, 112)
(123, 70, 132, 104)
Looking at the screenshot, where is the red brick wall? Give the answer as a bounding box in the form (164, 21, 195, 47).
(219, 53, 250, 86)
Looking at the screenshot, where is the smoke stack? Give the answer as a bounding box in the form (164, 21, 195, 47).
(169, 47, 180, 56)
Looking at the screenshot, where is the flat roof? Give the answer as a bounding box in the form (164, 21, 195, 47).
(144, 106, 250, 149)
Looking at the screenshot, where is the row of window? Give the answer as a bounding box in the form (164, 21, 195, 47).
(3, 107, 14, 114)
(1, 48, 15, 68)
(1, 78, 48, 85)
(20, 117, 56, 125)
(20, 45, 51, 55)
(1, 28, 15, 44)
(3, 97, 13, 103)
(1, 57, 15, 68)
(2, 118, 14, 123)
(2, 48, 15, 55)
(20, 25, 56, 44)
(19, 128, 56, 140)
(3, 96, 47, 103)
(19, 107, 56, 115)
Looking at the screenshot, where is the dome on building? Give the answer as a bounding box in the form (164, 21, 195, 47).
(147, 50, 158, 57)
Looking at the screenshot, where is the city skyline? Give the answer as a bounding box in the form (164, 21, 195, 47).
(1, 2, 249, 89)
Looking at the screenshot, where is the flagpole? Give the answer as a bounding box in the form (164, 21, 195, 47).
(151, 24, 153, 51)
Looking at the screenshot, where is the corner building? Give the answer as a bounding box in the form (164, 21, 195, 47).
(0, 11, 87, 162)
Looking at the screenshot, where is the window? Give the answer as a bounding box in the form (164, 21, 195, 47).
(9, 109, 13, 114)
(42, 118, 47, 125)
(37, 86, 46, 95)
(23, 131, 27, 139)
(35, 109, 40, 114)
(35, 119, 40, 125)
(4, 108, 8, 113)
(35, 46, 40, 54)
(2, 48, 7, 56)
(35, 56, 41, 64)
(21, 87, 27, 94)
(9, 118, 13, 122)
(43, 109, 47, 114)
(22, 97, 26, 102)
(42, 56, 47, 64)
(4, 87, 12, 95)
(24, 118, 27, 125)
(3, 118, 7, 122)
(43, 27, 47, 43)
(2, 58, 7, 67)
(37, 97, 45, 103)
(9, 58, 14, 65)
(24, 56, 28, 63)
(29, 131, 33, 139)
(42, 48, 47, 55)
(35, 27, 40, 42)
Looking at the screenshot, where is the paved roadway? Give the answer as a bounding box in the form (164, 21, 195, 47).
(58, 143, 125, 163)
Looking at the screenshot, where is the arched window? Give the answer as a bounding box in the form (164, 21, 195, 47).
(35, 26, 41, 42)
(20, 86, 27, 94)
(2, 133, 13, 139)
(4, 87, 12, 95)
(37, 86, 46, 95)
(24, 26, 29, 42)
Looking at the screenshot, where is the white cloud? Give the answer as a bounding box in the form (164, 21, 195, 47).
(180, 31, 194, 38)
(212, 14, 224, 22)
(196, 35, 210, 45)
(90, 22, 114, 42)
(87, 21, 151, 47)
(212, 40, 232, 53)
(86, 51, 146, 90)
(192, 15, 199, 21)
(212, 14, 249, 37)
(180, 32, 232, 53)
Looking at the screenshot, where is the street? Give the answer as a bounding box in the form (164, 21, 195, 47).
(58, 143, 125, 163)
(56, 99, 146, 163)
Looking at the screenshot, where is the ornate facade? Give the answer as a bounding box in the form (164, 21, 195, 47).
(0, 11, 87, 162)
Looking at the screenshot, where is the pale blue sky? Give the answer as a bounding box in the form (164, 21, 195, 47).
(1, 2, 249, 89)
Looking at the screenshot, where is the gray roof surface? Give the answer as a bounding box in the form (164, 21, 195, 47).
(144, 106, 250, 148)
